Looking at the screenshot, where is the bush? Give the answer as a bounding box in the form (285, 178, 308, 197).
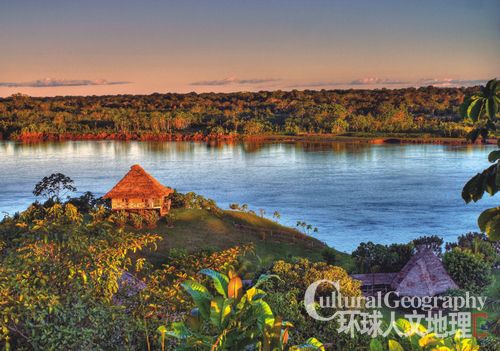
(352, 241, 414, 273)
(321, 247, 337, 265)
(111, 210, 129, 228)
(144, 210, 160, 228)
(159, 269, 324, 350)
(443, 248, 493, 294)
(170, 190, 221, 215)
(129, 213, 144, 229)
(265, 259, 366, 348)
(446, 232, 498, 267)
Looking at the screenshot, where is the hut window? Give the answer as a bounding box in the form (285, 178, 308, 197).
(153, 198, 161, 207)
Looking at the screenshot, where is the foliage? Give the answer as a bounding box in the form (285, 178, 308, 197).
(111, 210, 129, 228)
(137, 245, 252, 324)
(296, 221, 318, 235)
(320, 247, 337, 265)
(32, 172, 77, 201)
(460, 78, 499, 143)
(461, 79, 500, 241)
(442, 248, 493, 294)
(144, 210, 160, 228)
(370, 319, 479, 351)
(67, 191, 100, 212)
(445, 232, 499, 267)
(0, 87, 478, 141)
(0, 203, 160, 349)
(270, 258, 362, 299)
(171, 191, 221, 215)
(412, 235, 444, 257)
(352, 241, 414, 273)
(130, 212, 144, 229)
(160, 269, 324, 350)
(265, 259, 366, 347)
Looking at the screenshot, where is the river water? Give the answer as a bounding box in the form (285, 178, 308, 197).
(0, 140, 495, 252)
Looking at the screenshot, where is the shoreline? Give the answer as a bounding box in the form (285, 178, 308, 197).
(4, 131, 496, 145)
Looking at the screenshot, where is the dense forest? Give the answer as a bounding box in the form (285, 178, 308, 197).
(0, 86, 480, 141)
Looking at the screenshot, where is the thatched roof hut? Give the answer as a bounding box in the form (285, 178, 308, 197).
(391, 247, 458, 296)
(103, 164, 173, 215)
(352, 248, 458, 297)
(104, 164, 173, 199)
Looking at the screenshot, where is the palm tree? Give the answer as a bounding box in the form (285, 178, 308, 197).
(461, 78, 499, 142)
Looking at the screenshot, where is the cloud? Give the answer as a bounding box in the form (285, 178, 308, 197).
(288, 77, 409, 89)
(416, 78, 486, 87)
(289, 77, 487, 89)
(349, 77, 408, 85)
(191, 76, 279, 86)
(0, 78, 131, 88)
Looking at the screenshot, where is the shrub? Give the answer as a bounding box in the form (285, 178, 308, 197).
(321, 247, 337, 265)
(370, 318, 480, 351)
(443, 248, 493, 294)
(266, 259, 366, 348)
(170, 191, 222, 215)
(129, 212, 144, 229)
(352, 241, 413, 273)
(144, 210, 160, 228)
(270, 258, 362, 297)
(159, 269, 324, 350)
(112, 210, 129, 228)
(0, 203, 160, 350)
(446, 232, 498, 267)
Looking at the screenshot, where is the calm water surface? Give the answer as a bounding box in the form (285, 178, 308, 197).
(0, 141, 496, 252)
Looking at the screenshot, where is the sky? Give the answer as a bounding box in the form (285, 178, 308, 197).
(0, 0, 499, 97)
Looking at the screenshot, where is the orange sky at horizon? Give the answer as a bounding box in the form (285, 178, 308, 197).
(1, 0, 499, 97)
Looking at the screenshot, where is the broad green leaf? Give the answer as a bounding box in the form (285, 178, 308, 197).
(370, 338, 384, 351)
(486, 97, 498, 120)
(388, 339, 404, 351)
(251, 300, 274, 332)
(181, 280, 213, 319)
(290, 337, 325, 351)
(485, 213, 500, 241)
(467, 98, 483, 121)
(209, 296, 232, 329)
(199, 269, 229, 298)
(165, 321, 191, 340)
(477, 206, 500, 231)
(496, 163, 500, 187)
(488, 150, 500, 163)
(418, 333, 439, 347)
(460, 97, 471, 118)
(462, 164, 498, 203)
(186, 308, 201, 331)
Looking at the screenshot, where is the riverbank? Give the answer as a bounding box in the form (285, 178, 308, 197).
(6, 131, 497, 145)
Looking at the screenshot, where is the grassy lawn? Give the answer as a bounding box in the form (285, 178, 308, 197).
(137, 208, 353, 270)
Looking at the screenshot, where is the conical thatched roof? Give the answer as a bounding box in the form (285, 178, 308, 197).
(391, 247, 458, 296)
(103, 164, 173, 199)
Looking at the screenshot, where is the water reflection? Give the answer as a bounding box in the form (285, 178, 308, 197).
(0, 140, 495, 252)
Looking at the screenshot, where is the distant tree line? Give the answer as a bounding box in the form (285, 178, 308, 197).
(0, 86, 481, 139)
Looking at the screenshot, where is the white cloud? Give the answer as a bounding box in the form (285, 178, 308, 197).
(0, 78, 131, 88)
(191, 76, 279, 86)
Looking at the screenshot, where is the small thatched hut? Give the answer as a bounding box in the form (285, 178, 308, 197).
(103, 164, 173, 216)
(391, 247, 458, 296)
(352, 247, 458, 297)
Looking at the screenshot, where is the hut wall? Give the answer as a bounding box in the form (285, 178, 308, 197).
(112, 197, 164, 210)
